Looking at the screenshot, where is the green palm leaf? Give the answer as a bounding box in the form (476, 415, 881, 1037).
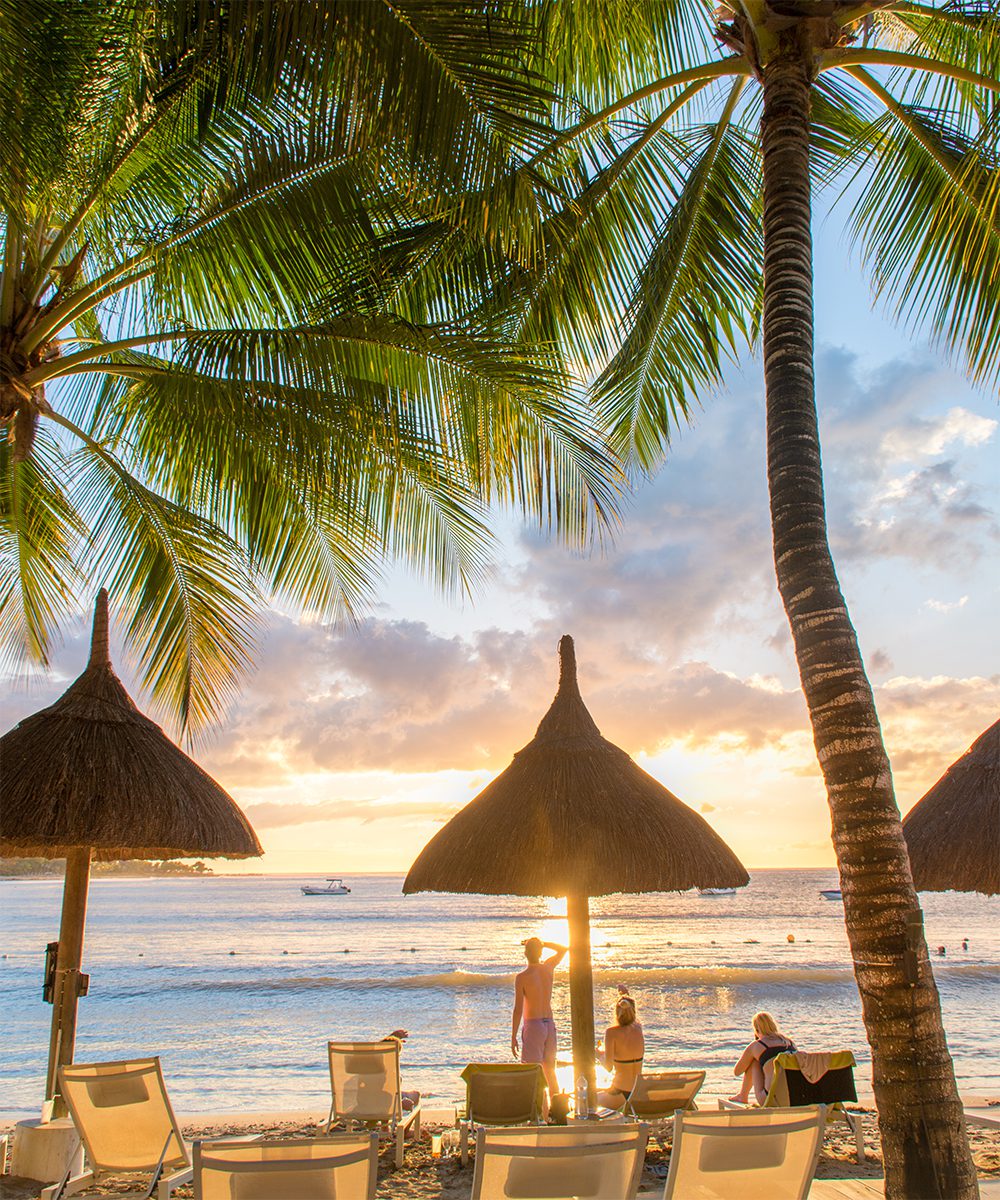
(0, 432, 83, 670)
(594, 80, 761, 470)
(59, 416, 259, 734)
(838, 70, 1000, 384)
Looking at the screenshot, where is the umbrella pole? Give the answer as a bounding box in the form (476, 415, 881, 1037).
(567, 892, 596, 1112)
(45, 847, 91, 1116)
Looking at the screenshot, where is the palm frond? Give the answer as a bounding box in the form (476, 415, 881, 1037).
(54, 416, 260, 734)
(594, 80, 761, 471)
(843, 68, 1000, 385)
(0, 431, 83, 670)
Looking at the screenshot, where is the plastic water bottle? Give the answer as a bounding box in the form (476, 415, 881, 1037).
(575, 1074, 589, 1118)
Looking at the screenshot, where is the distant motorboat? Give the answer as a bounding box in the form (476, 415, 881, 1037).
(301, 878, 352, 895)
(819, 888, 843, 901)
(699, 887, 737, 896)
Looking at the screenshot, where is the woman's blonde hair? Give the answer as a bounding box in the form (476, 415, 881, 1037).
(752, 1011, 780, 1037)
(616, 996, 636, 1026)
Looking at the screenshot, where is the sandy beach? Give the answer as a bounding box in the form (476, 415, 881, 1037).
(3, 1105, 998, 1199)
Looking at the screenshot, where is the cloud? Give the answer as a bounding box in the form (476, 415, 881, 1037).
(881, 407, 997, 462)
(924, 596, 969, 614)
(242, 797, 452, 829)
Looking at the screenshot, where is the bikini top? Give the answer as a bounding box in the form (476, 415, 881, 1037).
(756, 1037, 795, 1068)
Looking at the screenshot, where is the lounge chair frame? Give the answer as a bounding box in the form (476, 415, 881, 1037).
(471, 1123, 650, 1200)
(42, 1057, 192, 1200)
(719, 1049, 865, 1163)
(324, 1040, 421, 1168)
(620, 1069, 705, 1122)
(458, 1063, 545, 1166)
(664, 1105, 827, 1200)
(192, 1133, 378, 1200)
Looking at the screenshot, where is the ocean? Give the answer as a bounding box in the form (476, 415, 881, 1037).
(1, 870, 997, 1118)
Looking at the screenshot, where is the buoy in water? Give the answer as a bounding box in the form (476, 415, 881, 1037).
(787, 934, 795, 943)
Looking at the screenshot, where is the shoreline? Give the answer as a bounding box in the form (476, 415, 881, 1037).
(7, 1091, 1000, 1126)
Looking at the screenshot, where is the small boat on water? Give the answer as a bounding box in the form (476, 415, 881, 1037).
(699, 887, 737, 896)
(819, 888, 843, 901)
(301, 877, 351, 895)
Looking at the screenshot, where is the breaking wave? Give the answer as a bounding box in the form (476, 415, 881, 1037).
(103, 962, 998, 999)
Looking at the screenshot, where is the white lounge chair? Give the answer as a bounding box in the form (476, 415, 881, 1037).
(719, 1050, 864, 1163)
(458, 1063, 545, 1166)
(325, 1040, 421, 1168)
(42, 1057, 191, 1200)
(192, 1134, 378, 1200)
(471, 1122, 650, 1200)
(663, 1106, 827, 1199)
(622, 1070, 705, 1120)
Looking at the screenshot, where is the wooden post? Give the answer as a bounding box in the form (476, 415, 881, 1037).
(45, 847, 91, 1116)
(567, 892, 596, 1113)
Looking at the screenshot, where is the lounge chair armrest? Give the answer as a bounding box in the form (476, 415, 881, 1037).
(399, 1103, 421, 1132)
(717, 1099, 747, 1110)
(158, 1165, 192, 1200)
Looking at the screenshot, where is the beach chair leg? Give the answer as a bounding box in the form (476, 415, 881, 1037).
(41, 1169, 94, 1200)
(395, 1124, 405, 1169)
(844, 1110, 864, 1163)
(459, 1121, 470, 1166)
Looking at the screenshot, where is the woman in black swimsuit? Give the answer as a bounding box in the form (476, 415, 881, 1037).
(731, 1011, 796, 1104)
(596, 985, 645, 1109)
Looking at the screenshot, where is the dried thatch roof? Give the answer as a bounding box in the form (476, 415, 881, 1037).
(903, 718, 999, 896)
(0, 591, 261, 861)
(404, 636, 748, 898)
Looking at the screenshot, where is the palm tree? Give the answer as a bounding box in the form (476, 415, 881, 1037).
(0, 0, 621, 732)
(456, 3, 995, 1196)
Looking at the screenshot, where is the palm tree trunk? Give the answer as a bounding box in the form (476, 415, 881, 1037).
(760, 51, 978, 1200)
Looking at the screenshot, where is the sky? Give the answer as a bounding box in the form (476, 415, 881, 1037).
(3, 216, 998, 875)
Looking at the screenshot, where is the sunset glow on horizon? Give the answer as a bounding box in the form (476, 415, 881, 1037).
(2, 226, 997, 879)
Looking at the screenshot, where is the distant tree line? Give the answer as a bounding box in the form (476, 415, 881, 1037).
(0, 859, 213, 878)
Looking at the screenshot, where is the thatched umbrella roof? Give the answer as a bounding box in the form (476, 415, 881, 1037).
(404, 635, 747, 1110)
(903, 719, 999, 896)
(0, 590, 261, 861)
(404, 636, 748, 898)
(0, 589, 260, 1113)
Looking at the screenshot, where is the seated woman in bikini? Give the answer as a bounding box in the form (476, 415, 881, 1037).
(731, 1011, 796, 1104)
(596, 985, 644, 1110)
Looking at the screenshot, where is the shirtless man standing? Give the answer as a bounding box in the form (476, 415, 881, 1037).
(510, 937, 567, 1099)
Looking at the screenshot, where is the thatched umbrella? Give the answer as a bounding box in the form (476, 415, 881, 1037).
(0, 590, 261, 1111)
(903, 719, 999, 896)
(404, 635, 748, 1107)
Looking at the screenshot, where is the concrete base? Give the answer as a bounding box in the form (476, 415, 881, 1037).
(10, 1118, 83, 1184)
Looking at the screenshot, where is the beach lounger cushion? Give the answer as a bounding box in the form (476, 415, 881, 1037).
(662, 1106, 826, 1200)
(471, 1123, 649, 1200)
(193, 1134, 378, 1200)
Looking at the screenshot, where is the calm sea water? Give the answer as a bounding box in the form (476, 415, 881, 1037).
(1, 870, 997, 1117)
